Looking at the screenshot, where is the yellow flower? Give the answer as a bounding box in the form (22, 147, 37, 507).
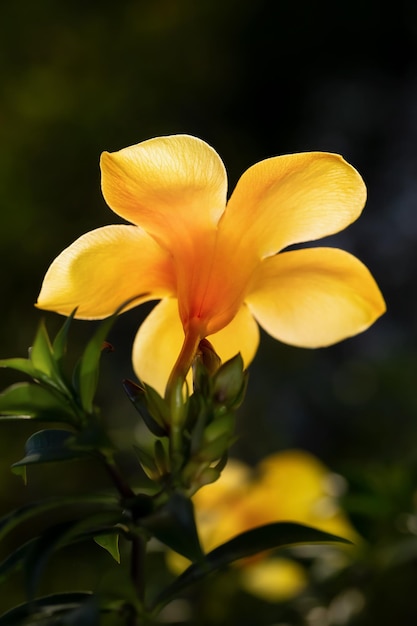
(192, 450, 359, 551)
(239, 557, 308, 603)
(168, 450, 360, 602)
(36, 135, 385, 395)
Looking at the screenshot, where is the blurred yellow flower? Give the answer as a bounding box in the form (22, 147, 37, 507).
(36, 135, 385, 394)
(239, 557, 308, 603)
(168, 450, 359, 602)
(193, 450, 358, 551)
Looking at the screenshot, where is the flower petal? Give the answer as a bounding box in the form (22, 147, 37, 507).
(222, 152, 366, 258)
(132, 299, 184, 396)
(100, 135, 228, 251)
(246, 247, 386, 347)
(254, 450, 360, 542)
(207, 304, 260, 368)
(36, 225, 175, 318)
(240, 558, 308, 603)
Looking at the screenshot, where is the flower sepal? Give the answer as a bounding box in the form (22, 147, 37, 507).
(212, 353, 247, 410)
(169, 350, 245, 494)
(123, 378, 169, 438)
(192, 339, 222, 395)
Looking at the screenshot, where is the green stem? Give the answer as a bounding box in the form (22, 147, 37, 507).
(100, 453, 136, 500)
(164, 323, 202, 473)
(165, 323, 202, 403)
(131, 533, 146, 602)
(99, 456, 148, 624)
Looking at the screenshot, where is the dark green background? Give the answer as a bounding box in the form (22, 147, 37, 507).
(1, 0, 417, 623)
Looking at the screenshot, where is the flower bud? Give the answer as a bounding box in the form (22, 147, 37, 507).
(212, 354, 247, 409)
(198, 339, 222, 374)
(123, 378, 168, 437)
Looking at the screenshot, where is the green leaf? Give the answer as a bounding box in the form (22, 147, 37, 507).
(12, 465, 27, 484)
(74, 515, 128, 545)
(60, 597, 101, 626)
(29, 319, 57, 380)
(0, 318, 73, 395)
(11, 429, 87, 470)
(0, 511, 125, 600)
(23, 512, 127, 597)
(153, 521, 352, 609)
(0, 382, 74, 422)
(76, 309, 130, 413)
(0, 592, 94, 625)
(0, 494, 120, 545)
(52, 309, 77, 365)
(0, 357, 38, 377)
(25, 522, 79, 599)
(76, 317, 117, 413)
(76, 296, 144, 413)
(0, 538, 36, 583)
(94, 533, 120, 563)
(141, 492, 203, 563)
(69, 415, 115, 455)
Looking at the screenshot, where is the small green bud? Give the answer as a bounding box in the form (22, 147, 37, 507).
(199, 432, 233, 464)
(154, 438, 170, 476)
(123, 379, 168, 437)
(198, 339, 222, 374)
(192, 340, 221, 394)
(212, 354, 247, 408)
(193, 466, 222, 490)
(203, 411, 235, 444)
(143, 383, 172, 429)
(133, 445, 160, 481)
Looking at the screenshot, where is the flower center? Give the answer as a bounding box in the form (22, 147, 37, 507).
(175, 228, 253, 338)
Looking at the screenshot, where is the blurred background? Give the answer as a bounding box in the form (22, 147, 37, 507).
(1, 0, 417, 623)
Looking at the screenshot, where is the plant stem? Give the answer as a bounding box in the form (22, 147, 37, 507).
(99, 455, 149, 624)
(165, 322, 202, 403)
(131, 534, 146, 602)
(101, 453, 136, 499)
(165, 322, 202, 474)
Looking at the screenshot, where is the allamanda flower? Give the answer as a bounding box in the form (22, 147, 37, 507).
(168, 450, 360, 602)
(37, 135, 385, 395)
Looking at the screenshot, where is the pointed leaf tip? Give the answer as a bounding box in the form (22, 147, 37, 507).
(94, 533, 120, 563)
(12, 429, 86, 468)
(153, 521, 352, 609)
